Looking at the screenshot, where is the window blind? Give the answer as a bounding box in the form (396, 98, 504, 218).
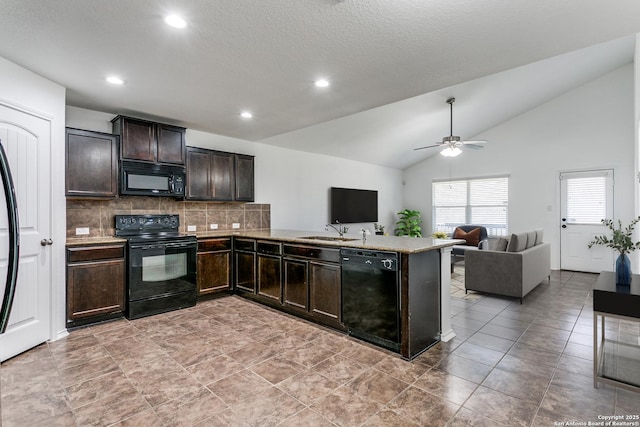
(433, 176, 509, 236)
(565, 176, 607, 224)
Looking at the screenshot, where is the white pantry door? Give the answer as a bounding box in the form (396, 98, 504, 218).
(560, 170, 614, 273)
(0, 103, 52, 361)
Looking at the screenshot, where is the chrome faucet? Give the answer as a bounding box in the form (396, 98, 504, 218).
(326, 221, 349, 238)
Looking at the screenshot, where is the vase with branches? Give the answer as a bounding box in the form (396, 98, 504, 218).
(588, 217, 640, 285)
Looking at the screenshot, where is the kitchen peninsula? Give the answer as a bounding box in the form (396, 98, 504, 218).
(196, 229, 461, 360)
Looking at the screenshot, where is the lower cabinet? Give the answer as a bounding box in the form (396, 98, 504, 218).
(309, 261, 341, 325)
(283, 258, 308, 311)
(282, 244, 342, 327)
(197, 238, 232, 296)
(257, 241, 282, 302)
(66, 243, 126, 327)
(235, 238, 256, 293)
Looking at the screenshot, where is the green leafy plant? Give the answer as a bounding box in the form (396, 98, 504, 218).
(431, 231, 448, 239)
(588, 217, 640, 255)
(395, 209, 422, 237)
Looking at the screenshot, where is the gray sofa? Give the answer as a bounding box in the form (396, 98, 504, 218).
(464, 229, 550, 303)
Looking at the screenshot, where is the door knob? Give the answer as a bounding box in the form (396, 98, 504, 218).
(561, 225, 567, 229)
(40, 239, 53, 246)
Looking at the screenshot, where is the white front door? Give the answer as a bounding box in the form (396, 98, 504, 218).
(0, 103, 52, 361)
(560, 169, 614, 273)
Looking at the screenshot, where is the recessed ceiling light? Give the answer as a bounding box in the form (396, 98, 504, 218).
(240, 111, 253, 119)
(315, 79, 330, 88)
(165, 14, 186, 28)
(106, 76, 124, 85)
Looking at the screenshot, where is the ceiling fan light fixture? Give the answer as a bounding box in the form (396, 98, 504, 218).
(440, 146, 462, 157)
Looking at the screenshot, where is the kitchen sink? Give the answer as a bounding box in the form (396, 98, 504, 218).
(299, 236, 359, 242)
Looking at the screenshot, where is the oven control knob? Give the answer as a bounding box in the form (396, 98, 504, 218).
(382, 259, 394, 270)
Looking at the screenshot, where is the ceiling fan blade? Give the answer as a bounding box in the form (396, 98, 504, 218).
(461, 140, 487, 145)
(413, 143, 444, 151)
(463, 143, 485, 150)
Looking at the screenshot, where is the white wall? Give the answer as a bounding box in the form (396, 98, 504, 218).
(0, 56, 67, 340)
(403, 64, 635, 270)
(66, 106, 404, 234)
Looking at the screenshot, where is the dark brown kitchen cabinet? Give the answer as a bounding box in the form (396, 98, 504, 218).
(186, 147, 234, 201)
(186, 147, 254, 202)
(197, 238, 231, 296)
(66, 243, 126, 327)
(309, 262, 341, 326)
(281, 244, 341, 326)
(235, 238, 256, 293)
(283, 258, 308, 311)
(65, 128, 119, 198)
(112, 115, 186, 165)
(235, 154, 255, 201)
(257, 241, 282, 302)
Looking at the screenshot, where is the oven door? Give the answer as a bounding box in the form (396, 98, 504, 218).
(128, 239, 197, 318)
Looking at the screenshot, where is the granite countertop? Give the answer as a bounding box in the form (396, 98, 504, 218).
(194, 229, 463, 254)
(66, 229, 462, 254)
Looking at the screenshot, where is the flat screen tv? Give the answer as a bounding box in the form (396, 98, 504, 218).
(330, 187, 378, 224)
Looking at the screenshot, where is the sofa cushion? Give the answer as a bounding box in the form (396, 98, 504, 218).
(506, 232, 528, 252)
(454, 227, 481, 247)
(526, 231, 537, 249)
(535, 228, 544, 245)
(495, 237, 509, 251)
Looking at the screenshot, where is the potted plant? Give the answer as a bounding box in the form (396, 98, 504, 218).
(588, 217, 640, 286)
(395, 209, 422, 237)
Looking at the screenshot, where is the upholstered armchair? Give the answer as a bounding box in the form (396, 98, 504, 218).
(450, 225, 489, 272)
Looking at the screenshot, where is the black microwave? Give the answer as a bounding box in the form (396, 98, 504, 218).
(120, 160, 186, 197)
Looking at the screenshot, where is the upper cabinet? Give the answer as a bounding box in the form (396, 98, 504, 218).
(112, 115, 186, 165)
(186, 147, 254, 202)
(65, 127, 119, 198)
(235, 154, 255, 201)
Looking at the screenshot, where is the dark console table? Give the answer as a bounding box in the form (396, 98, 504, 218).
(593, 271, 640, 392)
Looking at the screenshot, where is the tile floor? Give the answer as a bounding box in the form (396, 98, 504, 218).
(1, 268, 639, 426)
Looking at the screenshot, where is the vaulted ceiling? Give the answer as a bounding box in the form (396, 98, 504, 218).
(1, 1, 638, 169)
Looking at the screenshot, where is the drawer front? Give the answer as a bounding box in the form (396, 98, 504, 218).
(235, 238, 256, 252)
(67, 245, 125, 263)
(283, 244, 340, 263)
(257, 241, 282, 256)
(198, 238, 232, 252)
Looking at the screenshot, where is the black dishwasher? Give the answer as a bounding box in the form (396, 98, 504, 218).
(341, 249, 400, 352)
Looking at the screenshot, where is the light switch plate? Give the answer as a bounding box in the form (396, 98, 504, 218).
(232, 223, 240, 229)
(187, 225, 197, 232)
(210, 224, 218, 230)
(75, 227, 90, 235)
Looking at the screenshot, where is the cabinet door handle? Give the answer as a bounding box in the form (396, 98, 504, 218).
(40, 239, 53, 246)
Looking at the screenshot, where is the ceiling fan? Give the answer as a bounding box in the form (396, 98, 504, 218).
(414, 97, 487, 157)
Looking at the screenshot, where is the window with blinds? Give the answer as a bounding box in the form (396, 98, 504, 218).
(432, 176, 509, 236)
(562, 171, 611, 224)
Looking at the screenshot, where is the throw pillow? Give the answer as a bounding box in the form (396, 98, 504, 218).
(454, 227, 481, 247)
(534, 228, 544, 245)
(506, 232, 528, 252)
(494, 237, 509, 251)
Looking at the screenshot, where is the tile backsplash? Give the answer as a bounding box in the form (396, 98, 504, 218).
(66, 196, 270, 238)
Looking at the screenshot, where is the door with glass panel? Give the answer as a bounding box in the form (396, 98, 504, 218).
(560, 170, 614, 273)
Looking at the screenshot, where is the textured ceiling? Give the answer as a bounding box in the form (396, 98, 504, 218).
(0, 1, 639, 168)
